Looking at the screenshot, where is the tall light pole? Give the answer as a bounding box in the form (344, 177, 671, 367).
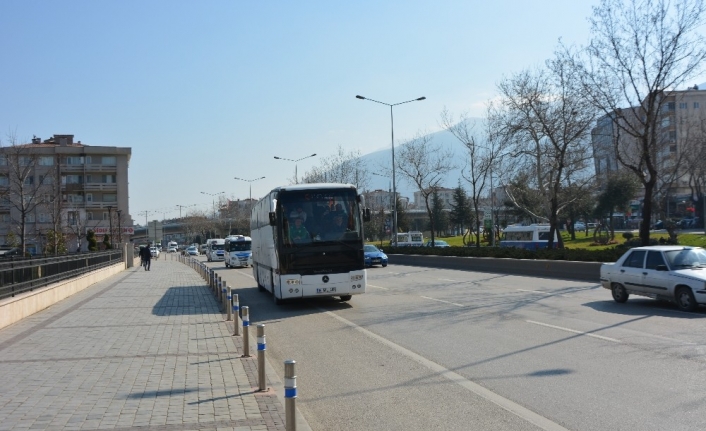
(356, 94, 426, 245)
(201, 191, 225, 219)
(274, 154, 317, 184)
(175, 204, 195, 219)
(234, 176, 266, 214)
(107, 206, 113, 249)
(116, 210, 122, 244)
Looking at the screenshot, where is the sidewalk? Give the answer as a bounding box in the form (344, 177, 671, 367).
(0, 256, 289, 431)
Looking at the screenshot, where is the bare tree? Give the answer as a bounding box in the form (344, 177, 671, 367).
(1, 134, 52, 254)
(441, 110, 502, 247)
(569, 0, 706, 245)
(489, 55, 597, 248)
(395, 132, 456, 245)
(302, 145, 370, 191)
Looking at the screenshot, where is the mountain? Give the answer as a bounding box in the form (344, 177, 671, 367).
(359, 118, 485, 203)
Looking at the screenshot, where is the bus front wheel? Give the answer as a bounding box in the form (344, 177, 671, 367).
(340, 295, 352, 302)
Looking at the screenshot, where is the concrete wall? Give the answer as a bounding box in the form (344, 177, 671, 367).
(388, 254, 602, 283)
(0, 261, 127, 330)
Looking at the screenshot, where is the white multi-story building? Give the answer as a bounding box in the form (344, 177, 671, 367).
(0, 134, 132, 253)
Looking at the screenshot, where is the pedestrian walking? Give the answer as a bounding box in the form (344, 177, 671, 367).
(139, 243, 152, 271)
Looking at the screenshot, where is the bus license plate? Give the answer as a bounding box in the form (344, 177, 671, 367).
(316, 287, 336, 294)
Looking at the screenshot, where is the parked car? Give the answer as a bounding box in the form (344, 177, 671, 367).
(364, 244, 388, 267)
(600, 245, 706, 311)
(0, 247, 22, 258)
(186, 246, 200, 256)
(573, 221, 586, 231)
(424, 240, 450, 248)
(168, 246, 178, 253)
(150, 246, 160, 258)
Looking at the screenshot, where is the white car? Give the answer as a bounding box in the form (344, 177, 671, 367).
(150, 246, 160, 258)
(600, 245, 706, 311)
(573, 221, 586, 231)
(168, 246, 178, 253)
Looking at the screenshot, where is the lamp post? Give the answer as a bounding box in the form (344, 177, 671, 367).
(234, 176, 266, 214)
(107, 206, 113, 249)
(116, 210, 122, 244)
(273, 154, 317, 184)
(175, 204, 195, 219)
(201, 191, 225, 219)
(356, 94, 426, 245)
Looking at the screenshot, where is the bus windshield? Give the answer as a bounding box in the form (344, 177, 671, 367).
(278, 189, 361, 246)
(227, 241, 251, 252)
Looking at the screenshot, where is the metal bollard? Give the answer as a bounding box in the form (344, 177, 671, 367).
(257, 324, 267, 391)
(284, 360, 297, 431)
(232, 294, 240, 336)
(226, 286, 232, 321)
(221, 280, 227, 308)
(241, 306, 250, 357)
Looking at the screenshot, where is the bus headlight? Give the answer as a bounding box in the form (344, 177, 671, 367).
(351, 275, 363, 281)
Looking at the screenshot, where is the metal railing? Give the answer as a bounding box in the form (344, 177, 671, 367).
(0, 250, 124, 300)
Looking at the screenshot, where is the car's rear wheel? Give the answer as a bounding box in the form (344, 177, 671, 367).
(675, 286, 698, 312)
(382, 263, 388, 267)
(611, 283, 629, 303)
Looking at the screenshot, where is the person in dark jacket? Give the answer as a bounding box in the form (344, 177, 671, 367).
(139, 244, 152, 271)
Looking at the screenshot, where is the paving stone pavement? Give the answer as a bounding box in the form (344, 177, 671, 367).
(0, 256, 293, 431)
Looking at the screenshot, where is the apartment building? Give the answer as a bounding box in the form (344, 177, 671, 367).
(0, 134, 132, 253)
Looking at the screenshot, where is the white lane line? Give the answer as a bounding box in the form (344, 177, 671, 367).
(526, 320, 621, 343)
(323, 310, 571, 431)
(367, 284, 388, 290)
(517, 289, 549, 295)
(420, 296, 464, 307)
(438, 278, 457, 282)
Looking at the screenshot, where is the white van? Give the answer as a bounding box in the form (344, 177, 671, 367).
(500, 224, 559, 250)
(224, 235, 252, 268)
(207, 238, 226, 262)
(396, 231, 424, 247)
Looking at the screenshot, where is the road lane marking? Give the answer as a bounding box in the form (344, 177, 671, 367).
(526, 320, 621, 343)
(420, 296, 464, 307)
(517, 289, 550, 295)
(438, 278, 457, 282)
(323, 310, 571, 431)
(367, 284, 388, 290)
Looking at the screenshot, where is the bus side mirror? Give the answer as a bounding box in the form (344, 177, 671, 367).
(363, 208, 371, 222)
(269, 212, 276, 226)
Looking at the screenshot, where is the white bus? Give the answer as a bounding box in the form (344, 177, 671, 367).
(224, 235, 252, 268)
(500, 224, 559, 250)
(250, 183, 371, 304)
(396, 231, 424, 247)
(206, 238, 226, 262)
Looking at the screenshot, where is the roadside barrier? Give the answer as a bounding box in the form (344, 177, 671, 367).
(257, 324, 267, 391)
(177, 258, 301, 430)
(241, 306, 250, 357)
(285, 360, 297, 431)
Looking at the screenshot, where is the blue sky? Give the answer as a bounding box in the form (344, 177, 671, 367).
(4, 0, 689, 224)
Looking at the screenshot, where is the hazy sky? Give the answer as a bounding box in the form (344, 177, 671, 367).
(3, 0, 701, 225)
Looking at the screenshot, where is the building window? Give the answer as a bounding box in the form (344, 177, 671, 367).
(665, 102, 675, 111)
(64, 175, 83, 184)
(85, 156, 92, 164)
(679, 102, 687, 109)
(39, 213, 48, 223)
(669, 130, 677, 141)
(67, 211, 78, 225)
(67, 194, 84, 203)
(0, 156, 6, 166)
(103, 194, 117, 202)
(102, 174, 115, 183)
(86, 212, 94, 221)
(0, 213, 10, 223)
(86, 193, 93, 202)
(103, 212, 109, 220)
(26, 214, 35, 223)
(670, 144, 678, 153)
(65, 156, 84, 165)
(38, 175, 53, 185)
(695, 102, 701, 109)
(19, 156, 32, 166)
(0, 176, 8, 186)
(23, 176, 34, 186)
(38, 156, 54, 166)
(102, 156, 116, 166)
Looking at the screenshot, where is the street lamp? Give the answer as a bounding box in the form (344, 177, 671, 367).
(201, 191, 225, 219)
(234, 176, 266, 214)
(356, 94, 426, 245)
(175, 204, 195, 219)
(107, 206, 113, 249)
(273, 154, 317, 184)
(116, 210, 122, 244)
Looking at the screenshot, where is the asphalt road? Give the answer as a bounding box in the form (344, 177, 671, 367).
(201, 257, 706, 431)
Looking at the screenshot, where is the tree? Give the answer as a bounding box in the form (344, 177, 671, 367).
(441, 110, 502, 247)
(449, 182, 474, 244)
(301, 145, 370, 191)
(489, 54, 597, 248)
(103, 234, 111, 250)
(429, 190, 449, 235)
(1, 133, 52, 254)
(595, 172, 640, 240)
(395, 133, 456, 245)
(86, 230, 98, 252)
(570, 0, 706, 245)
